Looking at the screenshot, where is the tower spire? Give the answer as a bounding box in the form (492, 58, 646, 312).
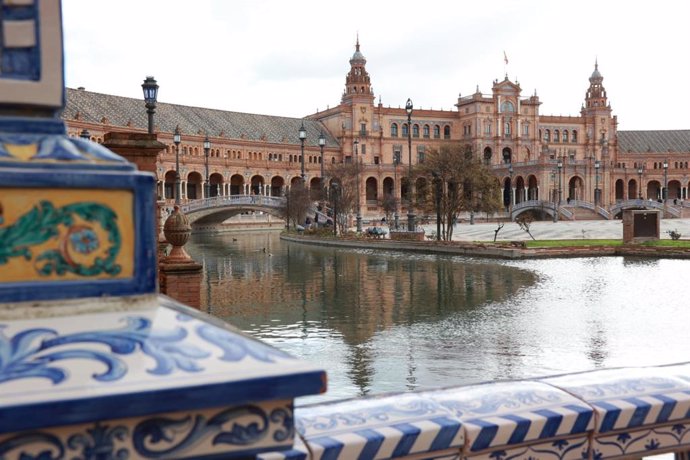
(342, 36, 374, 105)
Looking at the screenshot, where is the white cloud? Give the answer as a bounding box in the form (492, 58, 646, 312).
(62, 0, 690, 129)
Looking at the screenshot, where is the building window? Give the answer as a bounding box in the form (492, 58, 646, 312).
(504, 121, 511, 135)
(413, 124, 420, 138)
(563, 130, 569, 142)
(554, 130, 560, 142)
(361, 144, 366, 155)
(391, 123, 398, 137)
(417, 145, 425, 164)
(434, 125, 440, 138)
(522, 123, 529, 136)
(544, 129, 551, 142)
(374, 156, 380, 165)
(423, 124, 430, 138)
(402, 123, 409, 137)
(485, 121, 492, 135)
(572, 130, 578, 143)
(444, 125, 451, 139)
(360, 123, 367, 136)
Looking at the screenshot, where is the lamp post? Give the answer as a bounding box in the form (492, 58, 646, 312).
(393, 151, 400, 230)
(354, 139, 362, 233)
(637, 166, 643, 199)
(203, 135, 211, 199)
(299, 122, 307, 184)
(141, 76, 159, 134)
(318, 132, 326, 199)
(432, 171, 442, 241)
(663, 158, 668, 201)
(508, 163, 514, 219)
(79, 129, 90, 140)
(557, 158, 563, 205)
(594, 159, 600, 206)
(405, 98, 415, 231)
(551, 170, 557, 222)
(285, 185, 290, 231)
(173, 126, 181, 205)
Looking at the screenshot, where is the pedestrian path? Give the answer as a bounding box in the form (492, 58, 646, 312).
(418, 218, 690, 242)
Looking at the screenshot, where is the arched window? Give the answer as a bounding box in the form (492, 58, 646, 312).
(501, 101, 515, 113)
(544, 129, 551, 142)
(391, 123, 398, 137)
(572, 130, 578, 143)
(443, 125, 451, 139)
(413, 124, 420, 138)
(402, 123, 409, 137)
(554, 130, 560, 142)
(434, 125, 440, 138)
(563, 130, 569, 142)
(423, 124, 430, 138)
(504, 121, 511, 135)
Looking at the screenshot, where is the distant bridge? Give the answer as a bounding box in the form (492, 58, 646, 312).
(510, 199, 679, 221)
(180, 195, 286, 224)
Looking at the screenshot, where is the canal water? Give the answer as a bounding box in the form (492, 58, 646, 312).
(187, 231, 690, 404)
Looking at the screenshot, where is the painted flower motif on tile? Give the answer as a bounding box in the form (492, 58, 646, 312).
(68, 227, 99, 254)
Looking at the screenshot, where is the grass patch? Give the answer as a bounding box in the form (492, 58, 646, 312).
(525, 239, 623, 248)
(640, 239, 690, 248)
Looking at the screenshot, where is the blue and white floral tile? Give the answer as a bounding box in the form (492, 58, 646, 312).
(0, 399, 294, 460)
(540, 367, 690, 433)
(294, 393, 464, 460)
(463, 434, 590, 460)
(0, 297, 326, 436)
(541, 367, 690, 460)
(424, 381, 594, 457)
(257, 436, 311, 460)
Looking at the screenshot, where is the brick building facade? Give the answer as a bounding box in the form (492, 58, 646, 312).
(63, 40, 690, 220)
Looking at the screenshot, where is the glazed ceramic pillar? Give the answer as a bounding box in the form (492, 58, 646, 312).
(0, 3, 326, 458)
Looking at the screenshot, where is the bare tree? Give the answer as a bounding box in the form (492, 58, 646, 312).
(326, 161, 359, 234)
(493, 222, 505, 242)
(416, 143, 502, 240)
(515, 213, 536, 240)
(282, 182, 312, 230)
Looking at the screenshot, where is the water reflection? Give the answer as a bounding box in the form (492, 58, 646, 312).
(186, 232, 690, 403)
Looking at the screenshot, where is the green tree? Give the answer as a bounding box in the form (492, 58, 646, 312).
(415, 143, 501, 240)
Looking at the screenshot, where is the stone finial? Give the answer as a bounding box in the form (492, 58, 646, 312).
(163, 205, 192, 261)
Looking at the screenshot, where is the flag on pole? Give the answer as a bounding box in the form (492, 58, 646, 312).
(504, 51, 509, 65)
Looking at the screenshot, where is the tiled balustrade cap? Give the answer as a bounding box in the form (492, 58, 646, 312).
(294, 392, 464, 460)
(540, 365, 690, 434)
(425, 380, 594, 454)
(0, 297, 327, 434)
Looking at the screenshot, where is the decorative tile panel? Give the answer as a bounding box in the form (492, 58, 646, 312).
(295, 393, 464, 459)
(0, 0, 63, 112)
(0, 399, 295, 459)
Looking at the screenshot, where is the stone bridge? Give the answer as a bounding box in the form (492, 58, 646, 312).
(180, 195, 286, 224)
(511, 199, 680, 221)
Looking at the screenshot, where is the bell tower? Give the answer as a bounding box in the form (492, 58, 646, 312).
(341, 37, 375, 106)
(583, 60, 609, 110)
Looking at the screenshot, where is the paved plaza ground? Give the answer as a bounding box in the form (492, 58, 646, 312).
(416, 218, 690, 242)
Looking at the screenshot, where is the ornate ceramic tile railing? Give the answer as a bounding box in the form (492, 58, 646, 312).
(256, 364, 690, 460)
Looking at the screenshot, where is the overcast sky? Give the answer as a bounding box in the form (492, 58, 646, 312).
(62, 0, 689, 131)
